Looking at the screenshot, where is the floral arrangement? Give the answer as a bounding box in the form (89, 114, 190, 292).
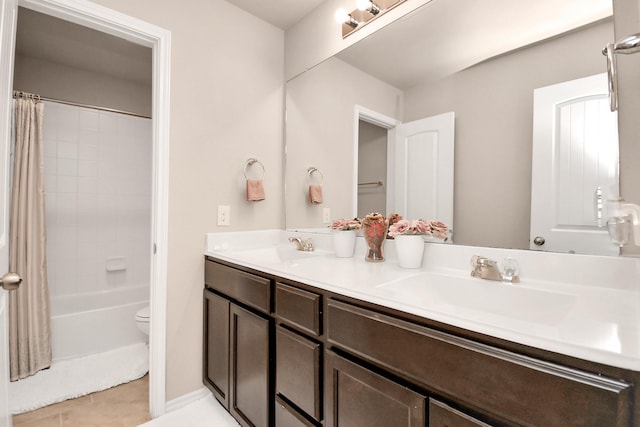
(330, 218, 361, 231)
(388, 219, 449, 240)
(361, 213, 387, 238)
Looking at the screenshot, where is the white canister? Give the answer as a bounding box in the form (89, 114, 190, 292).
(394, 234, 425, 268)
(333, 230, 357, 258)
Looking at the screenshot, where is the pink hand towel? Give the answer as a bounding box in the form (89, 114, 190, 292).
(308, 184, 323, 205)
(246, 179, 265, 202)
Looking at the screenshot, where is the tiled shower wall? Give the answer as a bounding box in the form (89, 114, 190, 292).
(42, 101, 152, 298)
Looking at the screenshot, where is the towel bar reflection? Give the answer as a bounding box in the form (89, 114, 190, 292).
(307, 167, 324, 185)
(243, 158, 265, 179)
(358, 180, 384, 187)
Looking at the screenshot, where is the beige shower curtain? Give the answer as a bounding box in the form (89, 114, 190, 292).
(9, 96, 51, 381)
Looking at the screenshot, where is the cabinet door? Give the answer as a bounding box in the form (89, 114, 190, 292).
(429, 399, 493, 427)
(230, 303, 271, 427)
(325, 351, 426, 427)
(203, 289, 230, 409)
(276, 326, 322, 421)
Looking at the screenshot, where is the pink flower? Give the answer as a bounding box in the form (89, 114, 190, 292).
(387, 218, 449, 240)
(429, 221, 449, 239)
(389, 221, 410, 237)
(410, 219, 429, 234)
(331, 218, 361, 231)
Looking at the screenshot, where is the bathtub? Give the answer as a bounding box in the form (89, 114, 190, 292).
(50, 285, 149, 362)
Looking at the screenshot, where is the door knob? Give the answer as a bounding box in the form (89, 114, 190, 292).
(533, 236, 545, 246)
(0, 272, 21, 291)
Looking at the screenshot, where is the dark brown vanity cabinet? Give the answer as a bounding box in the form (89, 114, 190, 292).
(204, 256, 639, 427)
(204, 261, 272, 427)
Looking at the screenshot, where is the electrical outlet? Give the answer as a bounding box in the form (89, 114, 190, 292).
(217, 205, 230, 226)
(323, 207, 331, 224)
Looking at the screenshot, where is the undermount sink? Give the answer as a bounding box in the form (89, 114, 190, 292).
(228, 245, 327, 265)
(376, 273, 577, 326)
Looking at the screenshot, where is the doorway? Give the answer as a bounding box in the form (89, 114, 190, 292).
(1, 0, 170, 420)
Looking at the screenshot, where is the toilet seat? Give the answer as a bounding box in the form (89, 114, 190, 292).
(136, 306, 150, 322)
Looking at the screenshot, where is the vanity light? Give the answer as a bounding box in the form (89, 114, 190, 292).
(336, 0, 406, 38)
(356, 0, 380, 15)
(334, 8, 360, 28)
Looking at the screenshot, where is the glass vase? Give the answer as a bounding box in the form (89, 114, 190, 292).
(362, 214, 387, 262)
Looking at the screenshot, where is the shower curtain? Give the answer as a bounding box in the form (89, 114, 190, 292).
(9, 95, 51, 381)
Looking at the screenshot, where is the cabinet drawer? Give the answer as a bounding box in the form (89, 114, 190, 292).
(429, 399, 492, 427)
(276, 396, 318, 427)
(276, 326, 322, 421)
(327, 299, 632, 427)
(275, 282, 321, 336)
(205, 259, 270, 313)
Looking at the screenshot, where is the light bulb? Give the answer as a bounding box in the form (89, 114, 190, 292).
(356, 0, 380, 14)
(356, 0, 371, 10)
(334, 8, 350, 24)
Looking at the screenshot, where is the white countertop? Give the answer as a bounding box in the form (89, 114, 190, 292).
(205, 229, 640, 371)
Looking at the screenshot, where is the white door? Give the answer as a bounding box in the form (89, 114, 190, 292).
(0, 0, 18, 425)
(530, 73, 619, 255)
(390, 112, 455, 235)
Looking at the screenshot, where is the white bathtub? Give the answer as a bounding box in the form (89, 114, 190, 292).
(50, 285, 149, 362)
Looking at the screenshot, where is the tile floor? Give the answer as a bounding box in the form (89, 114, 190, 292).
(12, 375, 150, 427)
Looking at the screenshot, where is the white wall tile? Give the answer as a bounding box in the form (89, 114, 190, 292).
(57, 158, 78, 176)
(79, 128, 99, 146)
(42, 104, 151, 298)
(78, 160, 97, 177)
(78, 177, 97, 194)
(78, 144, 97, 161)
(57, 176, 78, 193)
(43, 139, 57, 158)
(79, 109, 99, 130)
(57, 142, 78, 159)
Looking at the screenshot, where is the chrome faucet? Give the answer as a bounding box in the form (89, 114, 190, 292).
(289, 236, 315, 252)
(470, 255, 520, 283)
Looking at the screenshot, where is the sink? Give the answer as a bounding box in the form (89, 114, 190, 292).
(376, 273, 577, 325)
(227, 245, 327, 265)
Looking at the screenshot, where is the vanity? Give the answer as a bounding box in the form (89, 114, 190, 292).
(203, 230, 640, 427)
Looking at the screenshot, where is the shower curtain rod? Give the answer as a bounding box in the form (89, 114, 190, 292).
(12, 90, 151, 119)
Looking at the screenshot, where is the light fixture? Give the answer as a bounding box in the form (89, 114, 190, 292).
(356, 0, 380, 15)
(336, 0, 407, 38)
(334, 8, 359, 28)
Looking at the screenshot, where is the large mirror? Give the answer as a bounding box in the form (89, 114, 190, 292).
(285, 0, 617, 254)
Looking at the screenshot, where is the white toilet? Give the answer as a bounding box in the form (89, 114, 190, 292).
(135, 305, 150, 336)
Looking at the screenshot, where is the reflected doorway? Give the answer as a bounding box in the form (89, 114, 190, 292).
(357, 120, 387, 217)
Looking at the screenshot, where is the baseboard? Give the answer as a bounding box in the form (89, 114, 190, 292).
(164, 387, 211, 413)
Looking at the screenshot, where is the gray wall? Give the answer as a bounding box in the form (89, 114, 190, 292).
(13, 54, 152, 117)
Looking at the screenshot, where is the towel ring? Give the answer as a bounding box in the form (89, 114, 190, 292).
(243, 158, 265, 180)
(307, 167, 323, 186)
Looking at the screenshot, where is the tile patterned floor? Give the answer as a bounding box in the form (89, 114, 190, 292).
(12, 374, 150, 427)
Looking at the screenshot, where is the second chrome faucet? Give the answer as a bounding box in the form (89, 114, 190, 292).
(471, 255, 520, 283)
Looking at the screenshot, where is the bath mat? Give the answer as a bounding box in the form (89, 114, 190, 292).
(9, 342, 149, 414)
(139, 395, 239, 427)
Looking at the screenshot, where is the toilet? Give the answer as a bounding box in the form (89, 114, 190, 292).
(135, 305, 150, 336)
